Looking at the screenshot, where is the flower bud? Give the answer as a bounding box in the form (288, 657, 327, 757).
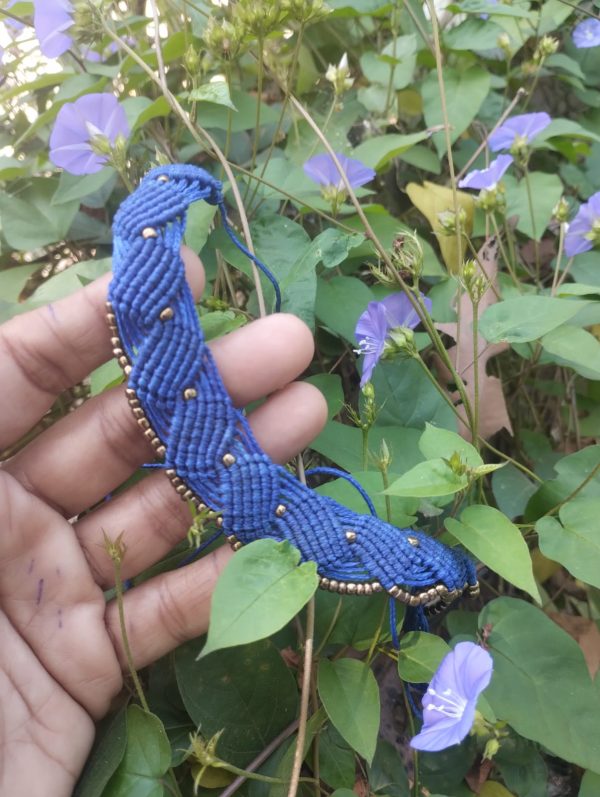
(185, 43, 201, 74)
(553, 196, 570, 224)
(202, 17, 245, 61)
(379, 438, 392, 469)
(497, 32, 511, 56)
(534, 35, 558, 62)
(72, 0, 104, 47)
(460, 259, 487, 303)
(446, 450, 468, 477)
(391, 230, 424, 279)
(282, 0, 328, 23)
(325, 52, 354, 95)
(437, 207, 467, 235)
(483, 738, 501, 761)
(384, 326, 417, 358)
(585, 218, 600, 248)
(475, 186, 506, 214)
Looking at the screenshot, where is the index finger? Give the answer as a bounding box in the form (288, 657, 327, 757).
(0, 248, 205, 451)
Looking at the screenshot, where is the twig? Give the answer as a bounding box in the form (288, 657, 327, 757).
(288, 454, 316, 797)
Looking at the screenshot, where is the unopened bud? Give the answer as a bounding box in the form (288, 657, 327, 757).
(437, 207, 467, 235)
(446, 450, 468, 476)
(476, 186, 506, 214)
(483, 738, 501, 760)
(282, 0, 328, 23)
(534, 35, 558, 62)
(497, 32, 511, 56)
(384, 326, 417, 358)
(185, 44, 201, 74)
(325, 52, 354, 95)
(379, 439, 392, 468)
(391, 230, 424, 279)
(553, 196, 570, 224)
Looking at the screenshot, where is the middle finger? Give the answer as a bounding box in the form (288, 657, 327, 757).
(3, 313, 315, 517)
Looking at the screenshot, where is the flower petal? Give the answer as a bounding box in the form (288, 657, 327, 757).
(489, 112, 551, 152)
(573, 18, 600, 49)
(34, 0, 74, 58)
(458, 155, 513, 190)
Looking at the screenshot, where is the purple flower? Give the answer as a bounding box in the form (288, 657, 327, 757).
(410, 642, 493, 752)
(49, 93, 130, 175)
(488, 112, 552, 153)
(303, 152, 375, 191)
(458, 154, 513, 191)
(564, 191, 600, 257)
(354, 292, 431, 386)
(34, 0, 74, 58)
(5, 0, 25, 32)
(573, 18, 600, 49)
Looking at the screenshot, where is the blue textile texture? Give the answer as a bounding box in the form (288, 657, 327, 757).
(108, 164, 479, 622)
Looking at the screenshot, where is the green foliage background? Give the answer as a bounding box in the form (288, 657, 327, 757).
(2, 0, 600, 795)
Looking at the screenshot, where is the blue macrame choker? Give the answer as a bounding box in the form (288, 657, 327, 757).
(107, 164, 479, 632)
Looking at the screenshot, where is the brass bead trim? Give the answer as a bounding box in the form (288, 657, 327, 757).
(345, 530, 357, 543)
(275, 504, 287, 517)
(159, 306, 174, 321)
(319, 577, 382, 595)
(222, 453, 236, 467)
(407, 535, 419, 547)
(142, 226, 158, 239)
(183, 387, 198, 400)
(157, 174, 169, 183)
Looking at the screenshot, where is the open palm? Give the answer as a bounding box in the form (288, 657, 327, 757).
(0, 248, 326, 796)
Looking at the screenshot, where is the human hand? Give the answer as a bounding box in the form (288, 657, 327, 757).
(0, 248, 327, 796)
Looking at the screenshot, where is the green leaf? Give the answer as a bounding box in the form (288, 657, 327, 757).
(0, 178, 79, 250)
(446, 505, 540, 602)
(175, 639, 299, 768)
(367, 739, 410, 797)
(491, 464, 537, 521)
(184, 200, 217, 253)
(74, 707, 127, 797)
(495, 737, 548, 797)
(212, 215, 315, 324)
(304, 374, 344, 420)
(371, 360, 457, 430)
(385, 459, 468, 497)
(419, 423, 482, 468)
(318, 658, 380, 764)
(90, 359, 122, 396)
(52, 168, 116, 206)
(479, 296, 588, 344)
(525, 445, 600, 521)
(318, 725, 356, 790)
(480, 597, 600, 771)
(360, 34, 417, 92)
(200, 310, 246, 341)
(197, 89, 280, 132)
(310, 228, 366, 268)
(397, 631, 450, 683)
(504, 172, 563, 241)
(315, 275, 374, 343)
(104, 706, 170, 797)
(444, 18, 505, 50)
(536, 499, 600, 589)
(188, 80, 237, 110)
(422, 66, 491, 156)
(541, 325, 600, 380)
(311, 421, 423, 474)
(352, 131, 430, 171)
(199, 539, 318, 657)
(580, 771, 600, 797)
(26, 258, 112, 305)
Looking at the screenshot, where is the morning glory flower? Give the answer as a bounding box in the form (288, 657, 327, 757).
(458, 155, 513, 191)
(34, 0, 74, 58)
(488, 112, 552, 153)
(354, 292, 431, 386)
(303, 152, 375, 192)
(564, 191, 600, 257)
(410, 642, 493, 752)
(49, 93, 130, 175)
(4, 0, 25, 32)
(573, 18, 600, 49)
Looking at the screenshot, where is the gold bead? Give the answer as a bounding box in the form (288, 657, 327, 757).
(137, 417, 150, 430)
(409, 594, 421, 607)
(345, 530, 357, 543)
(468, 583, 480, 597)
(157, 174, 169, 183)
(275, 504, 287, 517)
(143, 428, 156, 441)
(320, 577, 330, 589)
(232, 541, 243, 551)
(346, 583, 357, 595)
(183, 387, 198, 400)
(222, 453, 236, 467)
(356, 583, 365, 595)
(159, 307, 174, 321)
(329, 579, 339, 592)
(142, 227, 158, 239)
(407, 535, 419, 547)
(363, 583, 373, 596)
(110, 336, 121, 347)
(155, 445, 167, 458)
(123, 365, 132, 376)
(125, 388, 137, 400)
(175, 484, 187, 495)
(216, 516, 224, 527)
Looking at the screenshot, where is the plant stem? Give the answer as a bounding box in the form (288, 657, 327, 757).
(244, 35, 264, 201)
(490, 213, 520, 288)
(425, 0, 462, 274)
(523, 166, 541, 280)
(472, 298, 480, 448)
(287, 599, 315, 797)
(551, 222, 566, 295)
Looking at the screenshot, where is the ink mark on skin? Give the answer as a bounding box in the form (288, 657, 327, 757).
(58, 608, 63, 629)
(36, 578, 44, 605)
(47, 303, 56, 320)
(28, 558, 35, 574)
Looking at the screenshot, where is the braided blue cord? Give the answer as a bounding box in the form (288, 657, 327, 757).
(109, 164, 478, 610)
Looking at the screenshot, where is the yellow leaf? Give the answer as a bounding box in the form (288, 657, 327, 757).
(531, 546, 561, 584)
(406, 181, 474, 273)
(480, 782, 516, 797)
(397, 89, 423, 116)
